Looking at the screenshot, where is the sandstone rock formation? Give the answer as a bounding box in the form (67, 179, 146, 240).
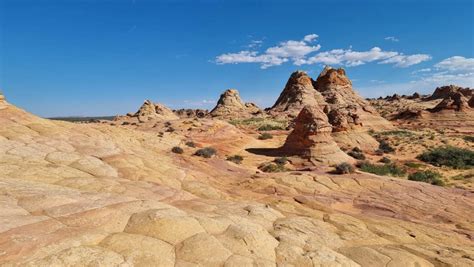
(429, 92, 472, 112)
(1, 97, 474, 266)
(282, 106, 353, 164)
(270, 70, 326, 118)
(469, 95, 474, 108)
(210, 89, 261, 118)
(114, 100, 179, 124)
(426, 85, 473, 101)
(313, 66, 393, 131)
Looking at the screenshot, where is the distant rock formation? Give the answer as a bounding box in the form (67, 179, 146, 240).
(174, 109, 208, 118)
(133, 100, 179, 122)
(429, 92, 471, 112)
(313, 66, 393, 131)
(210, 89, 261, 118)
(281, 106, 353, 165)
(270, 70, 326, 118)
(425, 85, 473, 101)
(469, 96, 474, 108)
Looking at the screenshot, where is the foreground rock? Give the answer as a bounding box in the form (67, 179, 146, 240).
(0, 96, 473, 266)
(282, 106, 353, 165)
(210, 89, 261, 118)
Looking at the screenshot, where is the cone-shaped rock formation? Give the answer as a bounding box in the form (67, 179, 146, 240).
(270, 71, 326, 118)
(210, 89, 261, 118)
(133, 100, 178, 122)
(281, 106, 353, 165)
(313, 66, 393, 131)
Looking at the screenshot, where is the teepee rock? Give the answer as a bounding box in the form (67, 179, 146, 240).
(210, 89, 261, 118)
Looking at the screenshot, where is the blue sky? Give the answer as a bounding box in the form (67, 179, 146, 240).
(1, 0, 473, 117)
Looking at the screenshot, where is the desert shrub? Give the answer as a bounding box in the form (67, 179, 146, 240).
(347, 147, 366, 160)
(166, 127, 175, 132)
(227, 155, 243, 164)
(463, 136, 474, 142)
(380, 130, 415, 137)
(171, 146, 184, 154)
(404, 162, 423, 168)
(274, 156, 288, 165)
(164, 121, 172, 127)
(417, 146, 474, 169)
(359, 162, 406, 177)
(335, 162, 355, 174)
(380, 157, 391, 164)
(451, 173, 474, 180)
(378, 140, 395, 153)
(185, 141, 196, 147)
(408, 170, 445, 186)
(259, 162, 286, 173)
(194, 147, 217, 158)
(257, 124, 285, 131)
(258, 133, 273, 140)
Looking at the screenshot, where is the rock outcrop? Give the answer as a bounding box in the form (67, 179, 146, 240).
(425, 85, 473, 101)
(281, 106, 353, 165)
(469, 95, 474, 108)
(210, 89, 261, 118)
(134, 100, 179, 122)
(270, 71, 326, 118)
(429, 92, 471, 112)
(175, 108, 208, 118)
(313, 66, 393, 131)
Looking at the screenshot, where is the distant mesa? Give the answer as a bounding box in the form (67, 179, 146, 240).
(210, 89, 261, 118)
(281, 105, 354, 165)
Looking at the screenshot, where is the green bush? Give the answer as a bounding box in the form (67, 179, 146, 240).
(185, 141, 196, 147)
(380, 130, 415, 137)
(274, 157, 288, 165)
(463, 136, 474, 143)
(171, 146, 184, 154)
(359, 162, 406, 177)
(257, 124, 285, 131)
(380, 157, 391, 164)
(227, 155, 243, 164)
(258, 133, 273, 140)
(259, 162, 287, 173)
(408, 170, 445, 186)
(335, 162, 355, 174)
(417, 146, 474, 169)
(404, 162, 423, 168)
(347, 147, 366, 160)
(378, 140, 395, 153)
(194, 147, 217, 158)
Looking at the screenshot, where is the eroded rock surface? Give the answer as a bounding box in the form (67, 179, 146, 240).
(0, 97, 473, 267)
(210, 89, 261, 118)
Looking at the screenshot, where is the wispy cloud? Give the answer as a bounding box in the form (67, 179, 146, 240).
(216, 34, 321, 69)
(215, 34, 430, 69)
(360, 56, 474, 97)
(384, 36, 399, 42)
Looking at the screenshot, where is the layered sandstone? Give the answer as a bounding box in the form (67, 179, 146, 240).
(429, 92, 472, 112)
(313, 66, 393, 131)
(282, 106, 353, 164)
(270, 70, 326, 118)
(210, 89, 261, 118)
(0, 98, 473, 266)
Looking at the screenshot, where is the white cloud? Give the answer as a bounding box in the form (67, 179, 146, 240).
(359, 56, 474, 98)
(216, 34, 320, 69)
(215, 34, 431, 69)
(411, 68, 431, 74)
(379, 54, 432, 67)
(247, 40, 263, 49)
(434, 56, 474, 72)
(303, 34, 319, 42)
(384, 36, 399, 42)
